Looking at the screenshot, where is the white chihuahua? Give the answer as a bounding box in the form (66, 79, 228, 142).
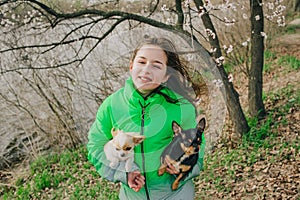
(104, 128, 145, 172)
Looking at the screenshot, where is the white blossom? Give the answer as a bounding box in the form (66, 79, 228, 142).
(255, 15, 260, 21)
(242, 41, 248, 47)
(206, 29, 216, 39)
(184, 0, 190, 7)
(260, 32, 267, 38)
(243, 13, 248, 19)
(215, 56, 225, 66)
(277, 16, 286, 27)
(218, 56, 225, 62)
(276, 5, 286, 13)
(161, 4, 169, 11)
(224, 17, 236, 25)
(226, 45, 233, 54)
(186, 54, 193, 61)
(210, 48, 217, 53)
(228, 74, 234, 82)
(275, 0, 284, 5)
(267, 2, 274, 10)
(198, 6, 205, 17)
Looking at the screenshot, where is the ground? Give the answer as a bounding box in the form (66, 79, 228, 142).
(193, 17, 300, 200)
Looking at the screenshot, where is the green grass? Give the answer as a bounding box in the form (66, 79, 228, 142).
(264, 50, 277, 73)
(286, 25, 298, 34)
(223, 62, 235, 74)
(194, 84, 299, 199)
(265, 50, 277, 61)
(0, 147, 119, 200)
(1, 84, 299, 199)
(263, 50, 300, 74)
(277, 55, 300, 70)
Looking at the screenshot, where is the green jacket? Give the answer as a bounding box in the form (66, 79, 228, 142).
(87, 78, 205, 200)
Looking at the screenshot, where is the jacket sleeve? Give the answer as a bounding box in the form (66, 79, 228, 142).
(86, 97, 140, 184)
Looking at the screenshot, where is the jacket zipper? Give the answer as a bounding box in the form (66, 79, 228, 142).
(140, 102, 150, 200)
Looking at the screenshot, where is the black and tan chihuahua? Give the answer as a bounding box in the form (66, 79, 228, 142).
(158, 118, 206, 190)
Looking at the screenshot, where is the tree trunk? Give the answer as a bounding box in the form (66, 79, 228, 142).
(194, 0, 250, 136)
(219, 64, 251, 136)
(249, 0, 266, 119)
(295, 0, 300, 11)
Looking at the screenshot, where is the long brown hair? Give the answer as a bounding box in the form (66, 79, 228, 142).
(130, 37, 199, 103)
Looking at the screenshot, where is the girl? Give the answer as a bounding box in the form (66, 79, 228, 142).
(87, 37, 205, 200)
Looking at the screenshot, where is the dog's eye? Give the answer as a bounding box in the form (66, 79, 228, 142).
(125, 147, 132, 151)
(115, 148, 121, 151)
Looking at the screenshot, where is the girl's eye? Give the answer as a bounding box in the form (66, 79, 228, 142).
(153, 65, 161, 69)
(138, 60, 146, 64)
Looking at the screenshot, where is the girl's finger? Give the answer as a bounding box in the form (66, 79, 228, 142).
(136, 175, 145, 181)
(167, 165, 179, 174)
(135, 178, 145, 186)
(129, 183, 138, 188)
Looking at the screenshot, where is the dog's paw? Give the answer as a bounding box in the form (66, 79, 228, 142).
(158, 165, 166, 176)
(172, 181, 179, 190)
(109, 162, 118, 168)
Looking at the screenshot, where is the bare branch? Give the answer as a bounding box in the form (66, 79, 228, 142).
(0, 35, 101, 54)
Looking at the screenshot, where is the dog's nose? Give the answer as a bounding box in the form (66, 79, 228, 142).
(120, 153, 125, 157)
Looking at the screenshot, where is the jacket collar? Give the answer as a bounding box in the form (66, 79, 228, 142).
(124, 77, 178, 107)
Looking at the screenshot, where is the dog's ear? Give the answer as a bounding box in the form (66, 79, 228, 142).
(172, 121, 181, 136)
(133, 136, 145, 144)
(197, 118, 206, 131)
(111, 128, 119, 137)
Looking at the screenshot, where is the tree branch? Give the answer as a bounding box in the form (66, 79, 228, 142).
(175, 0, 184, 29)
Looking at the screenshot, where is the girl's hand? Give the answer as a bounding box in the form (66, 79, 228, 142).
(127, 171, 145, 192)
(165, 158, 179, 175)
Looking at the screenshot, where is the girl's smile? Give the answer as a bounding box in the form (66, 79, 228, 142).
(138, 75, 152, 83)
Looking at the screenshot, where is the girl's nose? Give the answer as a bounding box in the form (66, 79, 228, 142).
(142, 62, 152, 73)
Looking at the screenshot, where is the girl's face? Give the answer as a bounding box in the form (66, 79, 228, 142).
(130, 44, 169, 95)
